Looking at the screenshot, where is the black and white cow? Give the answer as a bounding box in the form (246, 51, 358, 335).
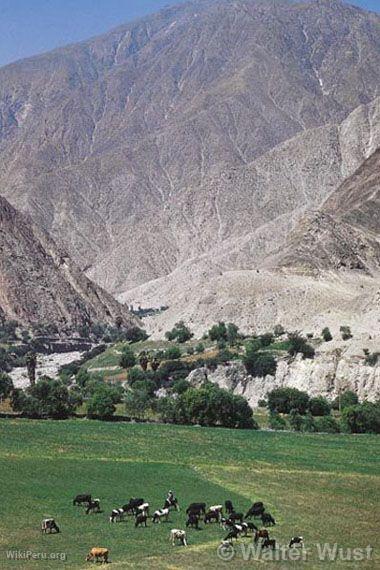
(186, 503, 206, 516)
(123, 498, 144, 516)
(289, 537, 304, 548)
(152, 508, 169, 523)
(109, 508, 125, 523)
(86, 499, 101, 515)
(137, 502, 150, 516)
(228, 512, 244, 524)
(170, 529, 187, 546)
(41, 519, 60, 534)
(186, 513, 200, 529)
(204, 510, 220, 524)
(163, 497, 180, 512)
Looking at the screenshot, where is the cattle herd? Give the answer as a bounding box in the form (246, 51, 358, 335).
(40, 492, 303, 563)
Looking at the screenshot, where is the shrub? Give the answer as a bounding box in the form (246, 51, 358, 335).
(244, 342, 277, 377)
(314, 416, 341, 433)
(301, 412, 317, 433)
(171, 379, 190, 395)
(195, 343, 205, 354)
(119, 346, 136, 369)
(11, 377, 78, 419)
(341, 402, 380, 434)
(273, 324, 285, 337)
(287, 332, 315, 359)
(364, 352, 379, 366)
(186, 346, 195, 355)
(322, 327, 333, 342)
(260, 333, 274, 347)
(332, 390, 359, 410)
(268, 412, 287, 430)
(289, 409, 303, 431)
(226, 323, 240, 346)
(267, 387, 309, 414)
(309, 396, 331, 416)
(208, 322, 227, 342)
(125, 327, 149, 343)
(340, 326, 353, 341)
(164, 346, 182, 360)
(87, 383, 122, 420)
(0, 372, 13, 400)
(165, 321, 193, 343)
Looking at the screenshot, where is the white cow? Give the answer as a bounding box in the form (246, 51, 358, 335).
(109, 508, 125, 523)
(137, 502, 150, 516)
(152, 508, 169, 523)
(41, 518, 59, 533)
(209, 504, 223, 520)
(170, 529, 187, 546)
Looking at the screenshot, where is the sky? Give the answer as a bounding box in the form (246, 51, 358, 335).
(0, 0, 378, 67)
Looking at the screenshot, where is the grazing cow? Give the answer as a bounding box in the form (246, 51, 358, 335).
(152, 508, 169, 523)
(224, 528, 240, 543)
(170, 529, 187, 546)
(186, 503, 206, 516)
(109, 508, 125, 523)
(254, 529, 269, 543)
(86, 499, 101, 515)
(204, 510, 220, 524)
(241, 522, 258, 534)
(245, 502, 265, 519)
(225, 500, 234, 514)
(73, 494, 91, 506)
(137, 502, 150, 516)
(122, 498, 144, 516)
(186, 513, 200, 529)
(262, 538, 276, 550)
(163, 497, 180, 512)
(209, 505, 223, 520)
(85, 548, 109, 564)
(228, 512, 244, 524)
(135, 513, 148, 528)
(41, 519, 60, 534)
(261, 512, 276, 526)
(289, 536, 304, 548)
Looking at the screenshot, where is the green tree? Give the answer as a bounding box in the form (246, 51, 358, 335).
(195, 343, 205, 354)
(321, 327, 333, 342)
(164, 346, 182, 360)
(208, 322, 227, 342)
(259, 333, 274, 347)
(287, 332, 315, 359)
(125, 389, 150, 419)
(289, 409, 303, 431)
(0, 373, 13, 400)
(341, 402, 380, 434)
(314, 416, 340, 433)
(165, 321, 193, 343)
(273, 324, 285, 337)
(268, 411, 287, 430)
(332, 390, 359, 411)
(267, 387, 309, 414)
(119, 346, 136, 369)
(226, 323, 240, 346)
(244, 342, 276, 377)
(11, 377, 77, 419)
(309, 396, 331, 416)
(87, 383, 121, 420)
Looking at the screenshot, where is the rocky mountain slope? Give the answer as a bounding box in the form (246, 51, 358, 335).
(0, 197, 138, 332)
(0, 0, 379, 298)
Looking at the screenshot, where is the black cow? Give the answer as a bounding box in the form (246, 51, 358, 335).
(245, 502, 265, 519)
(224, 528, 240, 542)
(186, 503, 206, 516)
(225, 500, 234, 514)
(261, 512, 276, 526)
(163, 497, 180, 512)
(186, 513, 199, 529)
(254, 529, 269, 543)
(241, 522, 258, 534)
(123, 498, 144, 515)
(73, 494, 91, 506)
(135, 513, 148, 528)
(228, 512, 244, 524)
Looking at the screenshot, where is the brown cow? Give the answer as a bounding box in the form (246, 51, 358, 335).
(254, 529, 269, 543)
(85, 548, 109, 563)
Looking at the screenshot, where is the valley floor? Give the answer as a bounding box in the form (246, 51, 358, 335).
(0, 421, 378, 569)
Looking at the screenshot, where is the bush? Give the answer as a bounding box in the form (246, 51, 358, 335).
(164, 346, 182, 360)
(289, 409, 303, 431)
(364, 352, 379, 366)
(332, 390, 359, 410)
(341, 402, 380, 434)
(186, 346, 195, 355)
(340, 326, 353, 341)
(273, 324, 285, 337)
(259, 333, 274, 347)
(244, 342, 277, 377)
(226, 323, 240, 346)
(268, 412, 287, 430)
(208, 322, 228, 342)
(267, 387, 309, 414)
(314, 416, 341, 433)
(322, 327, 333, 342)
(87, 383, 122, 420)
(125, 327, 149, 343)
(11, 377, 78, 419)
(171, 379, 190, 395)
(258, 399, 267, 408)
(195, 343, 205, 354)
(119, 346, 136, 369)
(300, 412, 317, 432)
(287, 332, 315, 359)
(309, 396, 331, 416)
(165, 321, 193, 344)
(0, 372, 13, 399)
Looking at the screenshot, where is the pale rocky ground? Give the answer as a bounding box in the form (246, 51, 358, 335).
(187, 338, 380, 408)
(9, 352, 83, 389)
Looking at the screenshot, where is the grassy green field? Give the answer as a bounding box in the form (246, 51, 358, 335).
(0, 420, 378, 569)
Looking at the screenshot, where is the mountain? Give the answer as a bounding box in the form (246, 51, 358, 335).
(0, 196, 138, 332)
(0, 0, 379, 300)
(270, 148, 380, 275)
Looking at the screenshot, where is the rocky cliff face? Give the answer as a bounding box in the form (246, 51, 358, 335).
(0, 196, 138, 332)
(187, 341, 380, 408)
